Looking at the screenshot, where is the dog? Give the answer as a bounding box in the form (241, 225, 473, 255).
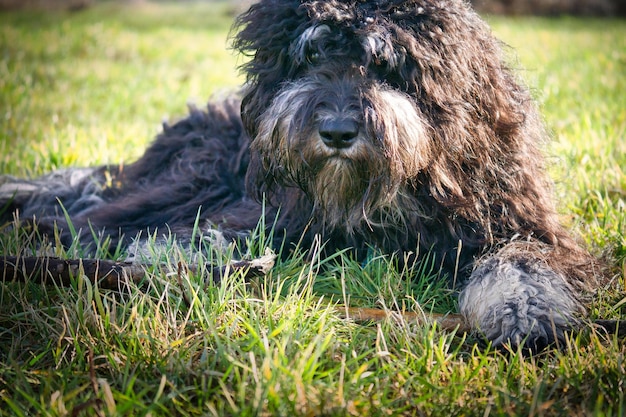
(0, 0, 602, 352)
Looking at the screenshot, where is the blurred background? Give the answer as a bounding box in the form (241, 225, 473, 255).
(1, 0, 625, 16)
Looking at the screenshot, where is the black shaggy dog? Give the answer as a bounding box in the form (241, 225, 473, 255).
(1, 0, 602, 351)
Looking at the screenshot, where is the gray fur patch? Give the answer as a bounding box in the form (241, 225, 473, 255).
(0, 167, 104, 217)
(459, 254, 583, 350)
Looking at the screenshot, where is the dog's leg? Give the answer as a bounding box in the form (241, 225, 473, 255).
(0, 167, 109, 222)
(458, 251, 584, 352)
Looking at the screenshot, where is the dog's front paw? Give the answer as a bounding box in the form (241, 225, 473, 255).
(459, 255, 583, 353)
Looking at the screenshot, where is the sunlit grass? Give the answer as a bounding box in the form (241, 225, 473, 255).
(490, 16, 626, 273)
(0, 1, 242, 175)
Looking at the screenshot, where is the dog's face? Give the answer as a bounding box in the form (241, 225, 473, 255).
(253, 46, 433, 230)
(234, 0, 529, 233)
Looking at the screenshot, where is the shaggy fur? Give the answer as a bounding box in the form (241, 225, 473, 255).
(0, 0, 602, 351)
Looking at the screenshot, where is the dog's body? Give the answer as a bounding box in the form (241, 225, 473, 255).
(1, 0, 601, 351)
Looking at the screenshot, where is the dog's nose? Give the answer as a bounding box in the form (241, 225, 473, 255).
(319, 119, 359, 149)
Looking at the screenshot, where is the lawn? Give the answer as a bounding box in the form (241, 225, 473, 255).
(0, 2, 625, 416)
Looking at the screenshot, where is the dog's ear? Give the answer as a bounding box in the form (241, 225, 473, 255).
(367, 1, 551, 239)
(232, 0, 308, 138)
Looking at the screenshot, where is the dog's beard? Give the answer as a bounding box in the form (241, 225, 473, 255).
(252, 77, 432, 233)
(306, 145, 386, 231)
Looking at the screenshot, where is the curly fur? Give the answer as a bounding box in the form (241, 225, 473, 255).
(0, 0, 602, 352)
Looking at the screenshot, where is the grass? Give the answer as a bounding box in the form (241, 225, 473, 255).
(0, 2, 625, 416)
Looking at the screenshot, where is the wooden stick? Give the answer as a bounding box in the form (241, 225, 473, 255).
(337, 306, 470, 332)
(2, 254, 624, 337)
(0, 252, 277, 290)
(1, 256, 145, 291)
(1, 254, 468, 331)
(336, 307, 626, 338)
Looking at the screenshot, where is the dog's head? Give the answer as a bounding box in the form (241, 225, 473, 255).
(233, 0, 540, 234)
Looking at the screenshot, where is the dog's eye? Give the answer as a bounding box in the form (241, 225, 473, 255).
(306, 51, 321, 65)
